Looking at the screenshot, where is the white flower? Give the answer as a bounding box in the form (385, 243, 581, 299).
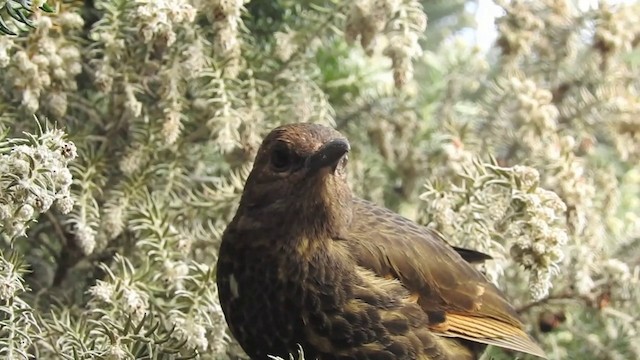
(105, 343, 128, 360)
(122, 288, 147, 320)
(88, 281, 115, 304)
(34, 192, 54, 212)
(549, 228, 568, 246)
(60, 142, 78, 161)
(54, 168, 73, 187)
(0, 261, 19, 301)
(575, 270, 595, 296)
(530, 269, 551, 300)
(16, 204, 34, 221)
(55, 195, 74, 214)
(604, 258, 631, 280)
(74, 222, 96, 255)
(0, 204, 12, 220)
(513, 165, 540, 190)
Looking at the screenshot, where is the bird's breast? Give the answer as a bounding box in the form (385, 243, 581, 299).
(216, 232, 343, 359)
(216, 231, 468, 360)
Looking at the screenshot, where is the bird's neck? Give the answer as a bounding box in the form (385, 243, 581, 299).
(226, 200, 356, 288)
(293, 193, 353, 240)
(236, 192, 353, 243)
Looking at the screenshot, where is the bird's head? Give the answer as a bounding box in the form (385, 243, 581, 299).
(236, 123, 353, 239)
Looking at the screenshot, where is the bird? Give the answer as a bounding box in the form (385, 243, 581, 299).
(216, 123, 547, 360)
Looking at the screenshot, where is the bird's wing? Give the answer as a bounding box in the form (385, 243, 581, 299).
(345, 197, 547, 359)
(450, 246, 493, 264)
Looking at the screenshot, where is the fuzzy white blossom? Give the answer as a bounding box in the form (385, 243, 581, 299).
(422, 160, 568, 300)
(208, 0, 247, 76)
(160, 260, 189, 289)
(0, 260, 20, 301)
(103, 203, 126, 240)
(88, 280, 116, 304)
(3, 13, 83, 117)
(345, 0, 426, 87)
(121, 287, 148, 322)
(508, 185, 568, 299)
(135, 0, 197, 47)
(73, 221, 96, 255)
(169, 313, 209, 351)
(55, 195, 74, 214)
(105, 343, 128, 360)
(0, 129, 76, 239)
(274, 30, 297, 62)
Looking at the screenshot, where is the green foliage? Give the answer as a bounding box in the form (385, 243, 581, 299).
(0, 0, 638, 359)
(420, 0, 477, 49)
(0, 0, 54, 36)
(0, 251, 36, 359)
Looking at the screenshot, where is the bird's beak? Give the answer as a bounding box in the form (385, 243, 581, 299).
(305, 138, 350, 174)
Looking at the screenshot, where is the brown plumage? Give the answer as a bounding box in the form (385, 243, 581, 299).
(216, 123, 547, 360)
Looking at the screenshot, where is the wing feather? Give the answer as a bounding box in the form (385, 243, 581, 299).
(346, 197, 547, 359)
(440, 314, 547, 358)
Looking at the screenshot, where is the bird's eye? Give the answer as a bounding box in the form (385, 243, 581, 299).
(270, 145, 292, 172)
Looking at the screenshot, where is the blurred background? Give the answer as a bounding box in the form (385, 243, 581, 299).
(0, 0, 639, 359)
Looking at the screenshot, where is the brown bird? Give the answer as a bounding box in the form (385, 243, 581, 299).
(216, 123, 547, 360)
